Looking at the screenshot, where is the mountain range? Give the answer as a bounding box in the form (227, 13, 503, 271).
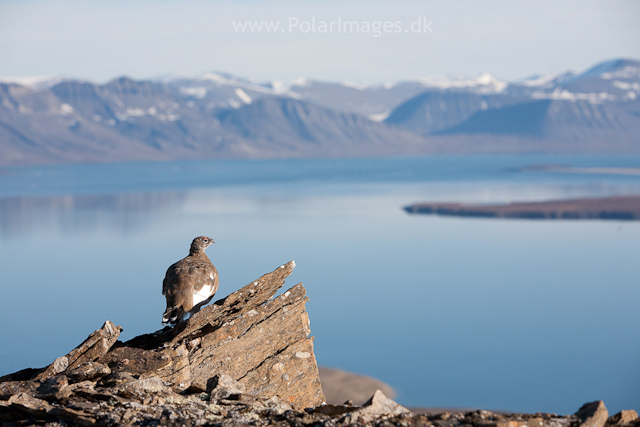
(1, 58, 639, 165)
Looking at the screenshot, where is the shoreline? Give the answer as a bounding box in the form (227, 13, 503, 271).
(519, 165, 640, 176)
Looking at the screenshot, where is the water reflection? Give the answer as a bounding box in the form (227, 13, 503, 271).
(4, 179, 640, 239)
(0, 192, 186, 238)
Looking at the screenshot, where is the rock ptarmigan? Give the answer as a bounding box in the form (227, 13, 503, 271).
(162, 236, 219, 326)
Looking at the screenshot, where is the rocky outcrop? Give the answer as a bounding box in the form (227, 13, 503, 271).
(1, 262, 638, 427)
(0, 261, 328, 425)
(100, 260, 323, 408)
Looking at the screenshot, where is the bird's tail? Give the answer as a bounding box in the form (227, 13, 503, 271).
(162, 306, 185, 326)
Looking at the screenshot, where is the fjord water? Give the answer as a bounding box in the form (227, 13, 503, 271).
(0, 155, 639, 414)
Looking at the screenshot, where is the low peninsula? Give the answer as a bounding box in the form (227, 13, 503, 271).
(404, 195, 640, 220)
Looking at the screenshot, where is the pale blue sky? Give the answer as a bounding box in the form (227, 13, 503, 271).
(0, 0, 638, 84)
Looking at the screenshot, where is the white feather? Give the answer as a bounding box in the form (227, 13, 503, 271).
(193, 283, 214, 305)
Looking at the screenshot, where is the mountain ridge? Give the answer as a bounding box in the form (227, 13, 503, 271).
(1, 58, 639, 165)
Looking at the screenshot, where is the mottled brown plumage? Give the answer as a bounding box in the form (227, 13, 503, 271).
(162, 236, 219, 326)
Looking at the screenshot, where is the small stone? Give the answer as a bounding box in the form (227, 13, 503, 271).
(66, 362, 111, 383)
(0, 381, 39, 400)
(186, 338, 201, 352)
(9, 392, 54, 417)
(208, 374, 246, 400)
(51, 357, 69, 375)
(116, 376, 167, 398)
(36, 375, 72, 401)
(99, 371, 136, 387)
(259, 396, 293, 415)
(312, 403, 359, 417)
(342, 390, 411, 424)
(361, 389, 412, 416)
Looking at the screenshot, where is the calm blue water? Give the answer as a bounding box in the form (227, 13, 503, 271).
(0, 155, 639, 414)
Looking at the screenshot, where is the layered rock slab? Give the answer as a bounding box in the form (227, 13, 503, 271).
(104, 260, 323, 408)
(0, 261, 324, 414)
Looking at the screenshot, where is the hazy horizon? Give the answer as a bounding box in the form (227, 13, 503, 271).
(1, 56, 638, 88)
(1, 0, 639, 85)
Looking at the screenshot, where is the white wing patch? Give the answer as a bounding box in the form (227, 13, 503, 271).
(210, 272, 216, 280)
(193, 283, 214, 305)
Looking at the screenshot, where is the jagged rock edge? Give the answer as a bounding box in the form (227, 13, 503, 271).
(166, 261, 296, 345)
(181, 286, 309, 383)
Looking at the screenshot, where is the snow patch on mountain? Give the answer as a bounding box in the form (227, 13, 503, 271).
(0, 75, 64, 90)
(340, 81, 368, 91)
(518, 71, 575, 87)
(228, 98, 242, 109)
(579, 59, 640, 79)
(180, 86, 208, 99)
(235, 88, 253, 104)
(60, 103, 75, 115)
(531, 89, 617, 103)
(125, 108, 147, 117)
(417, 73, 507, 93)
(612, 81, 640, 91)
(269, 81, 291, 95)
(291, 77, 311, 87)
(602, 65, 640, 80)
(197, 72, 238, 85)
(369, 111, 390, 122)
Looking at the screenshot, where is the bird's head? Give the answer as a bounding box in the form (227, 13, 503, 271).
(190, 236, 215, 254)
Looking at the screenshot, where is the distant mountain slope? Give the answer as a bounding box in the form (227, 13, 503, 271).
(433, 98, 640, 144)
(0, 82, 164, 164)
(384, 92, 520, 135)
(284, 80, 430, 118)
(433, 100, 552, 137)
(388, 58, 640, 149)
(0, 58, 639, 165)
(215, 96, 428, 157)
(0, 78, 431, 165)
